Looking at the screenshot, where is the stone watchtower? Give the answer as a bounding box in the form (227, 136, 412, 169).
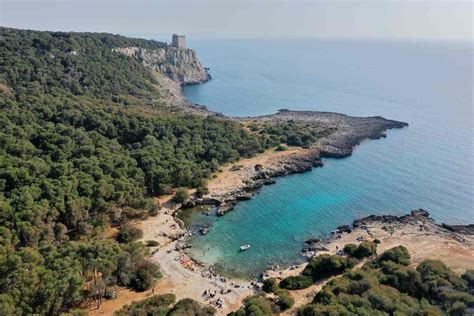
(171, 34, 186, 49)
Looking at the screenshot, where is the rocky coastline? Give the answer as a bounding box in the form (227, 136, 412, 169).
(118, 43, 471, 265)
(301, 209, 474, 256)
(351, 209, 474, 235)
(185, 111, 408, 216)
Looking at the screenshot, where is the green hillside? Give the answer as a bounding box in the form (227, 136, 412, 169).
(0, 27, 272, 314)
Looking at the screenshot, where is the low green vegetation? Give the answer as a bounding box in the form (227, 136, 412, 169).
(115, 294, 215, 316)
(172, 188, 190, 204)
(377, 245, 411, 266)
(343, 240, 377, 258)
(247, 120, 337, 147)
(297, 246, 474, 315)
(230, 291, 295, 316)
(230, 295, 276, 316)
(116, 225, 143, 243)
(302, 254, 357, 280)
(195, 186, 209, 198)
(280, 275, 314, 290)
(275, 144, 288, 151)
(274, 289, 295, 311)
(262, 277, 279, 293)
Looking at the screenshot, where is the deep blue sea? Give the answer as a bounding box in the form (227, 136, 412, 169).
(180, 39, 473, 277)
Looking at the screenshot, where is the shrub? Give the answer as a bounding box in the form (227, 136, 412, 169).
(343, 243, 358, 256)
(275, 289, 295, 311)
(313, 287, 336, 304)
(280, 275, 314, 290)
(297, 248, 470, 315)
(116, 225, 143, 243)
(448, 301, 466, 316)
(262, 278, 279, 293)
(275, 144, 288, 151)
(128, 260, 160, 292)
(303, 255, 356, 281)
(195, 186, 209, 198)
(382, 265, 423, 297)
(297, 303, 350, 315)
(373, 239, 381, 244)
(133, 267, 154, 291)
(417, 259, 466, 290)
(116, 294, 176, 315)
(230, 295, 274, 316)
(353, 241, 377, 259)
(378, 246, 411, 266)
(168, 298, 215, 316)
(172, 189, 190, 204)
(147, 205, 159, 217)
(462, 270, 474, 289)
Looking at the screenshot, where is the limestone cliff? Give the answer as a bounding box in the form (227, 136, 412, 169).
(113, 46, 211, 85)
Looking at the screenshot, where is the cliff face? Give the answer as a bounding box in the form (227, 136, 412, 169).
(113, 46, 210, 85)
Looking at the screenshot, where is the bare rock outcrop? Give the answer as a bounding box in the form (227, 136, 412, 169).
(113, 46, 211, 85)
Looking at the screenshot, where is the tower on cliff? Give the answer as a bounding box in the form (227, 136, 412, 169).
(171, 34, 186, 49)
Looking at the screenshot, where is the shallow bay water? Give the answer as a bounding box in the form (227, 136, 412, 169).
(181, 39, 473, 277)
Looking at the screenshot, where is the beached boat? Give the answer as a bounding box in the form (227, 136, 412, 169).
(239, 244, 251, 251)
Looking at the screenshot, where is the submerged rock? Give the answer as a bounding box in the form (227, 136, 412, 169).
(305, 238, 321, 244)
(337, 225, 352, 233)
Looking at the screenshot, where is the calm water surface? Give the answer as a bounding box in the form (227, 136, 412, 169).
(180, 39, 473, 277)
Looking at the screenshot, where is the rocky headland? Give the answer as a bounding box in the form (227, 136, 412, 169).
(188, 111, 408, 216)
(112, 41, 407, 216)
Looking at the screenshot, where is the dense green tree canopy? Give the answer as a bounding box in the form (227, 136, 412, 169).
(0, 27, 273, 314)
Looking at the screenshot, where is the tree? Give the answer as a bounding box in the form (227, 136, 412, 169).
(302, 255, 356, 281)
(353, 241, 377, 258)
(280, 275, 314, 290)
(172, 189, 190, 204)
(377, 246, 411, 266)
(195, 186, 209, 198)
(275, 289, 295, 311)
(343, 243, 358, 256)
(262, 278, 279, 293)
(116, 226, 143, 243)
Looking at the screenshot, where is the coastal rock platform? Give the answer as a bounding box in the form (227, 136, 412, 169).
(204, 111, 407, 215)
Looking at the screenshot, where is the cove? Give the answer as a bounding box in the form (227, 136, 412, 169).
(182, 38, 474, 277)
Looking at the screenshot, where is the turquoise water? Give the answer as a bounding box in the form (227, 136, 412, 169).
(181, 39, 474, 277)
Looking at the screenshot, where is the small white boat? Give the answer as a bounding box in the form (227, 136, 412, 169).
(239, 244, 251, 251)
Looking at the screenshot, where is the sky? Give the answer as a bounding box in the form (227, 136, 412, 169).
(1, 0, 472, 40)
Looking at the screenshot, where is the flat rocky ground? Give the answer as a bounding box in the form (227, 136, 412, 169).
(266, 211, 474, 315)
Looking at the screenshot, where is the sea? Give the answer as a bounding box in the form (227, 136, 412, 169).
(179, 38, 473, 278)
